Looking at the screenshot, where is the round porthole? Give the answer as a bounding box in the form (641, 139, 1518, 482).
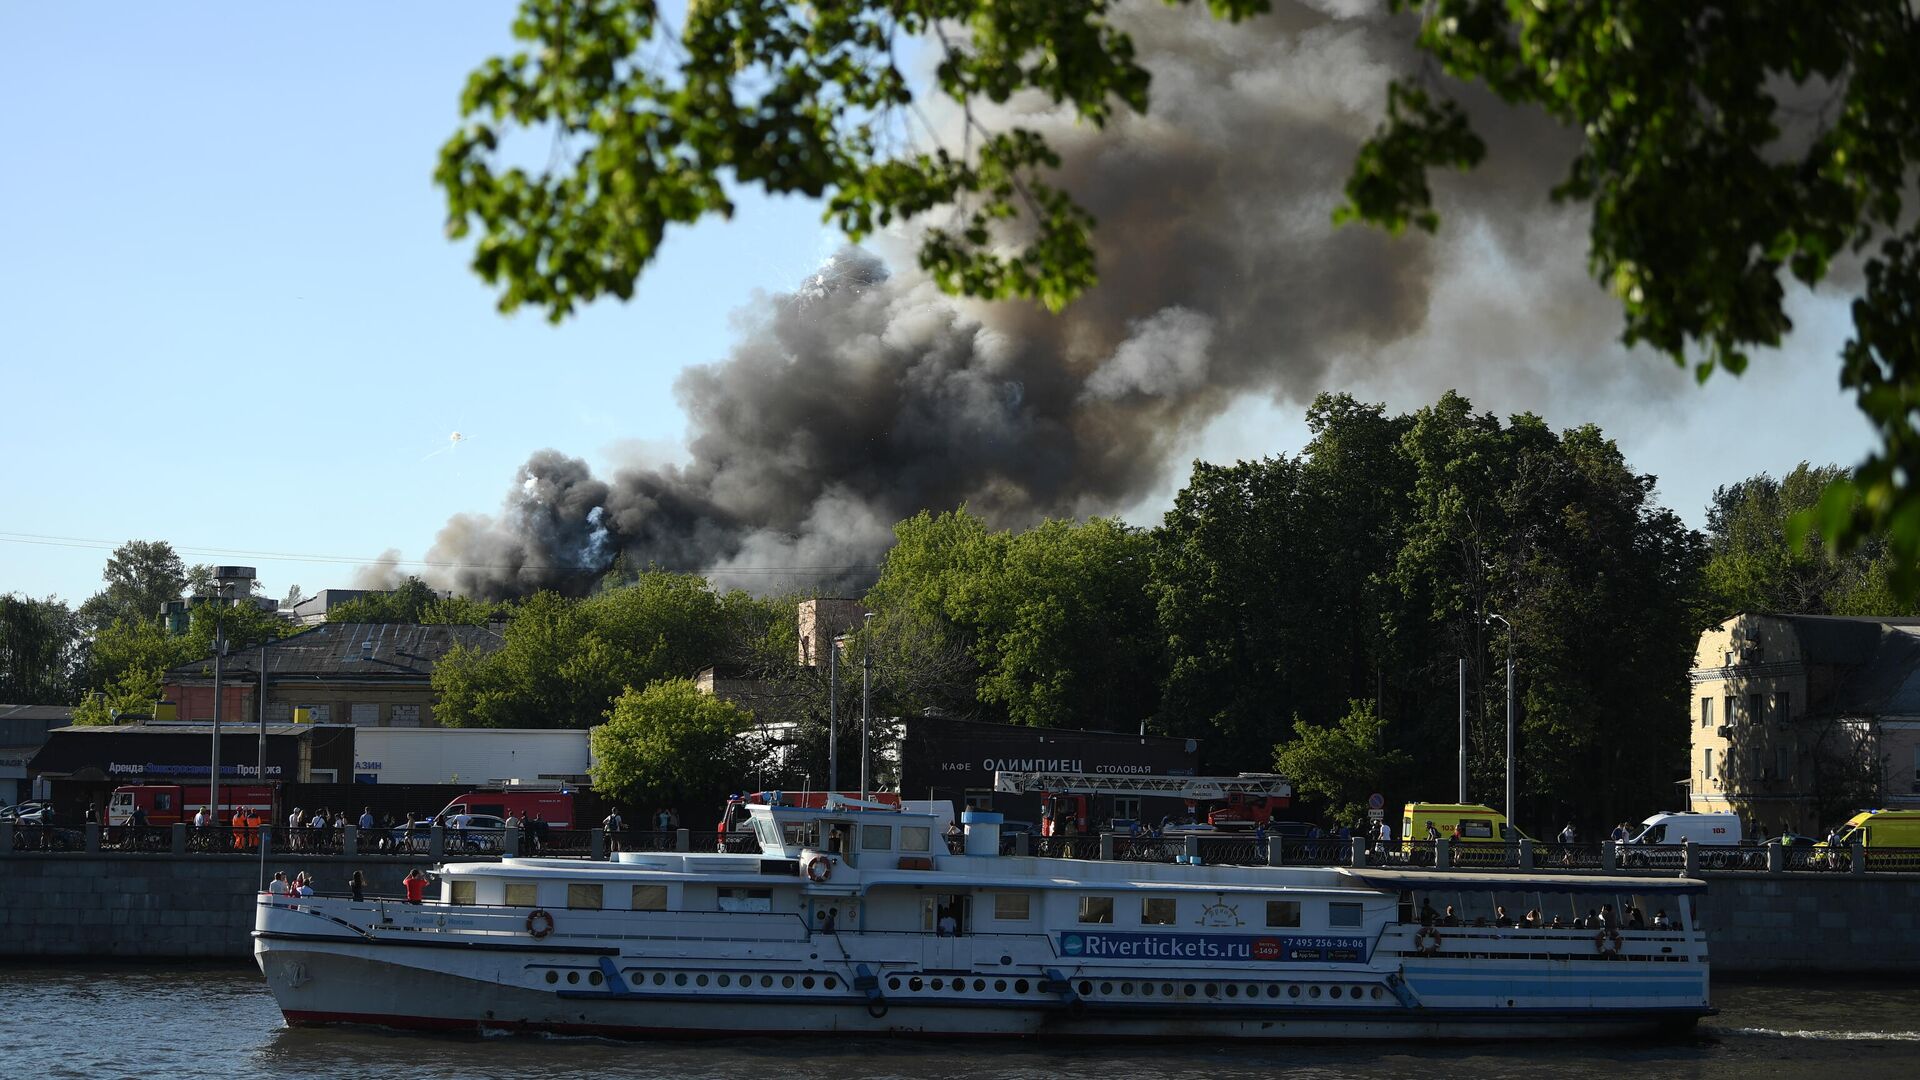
(889, 977, 902, 991)
(675, 973, 688, 987)
(931, 978, 944, 991)
(781, 976, 795, 989)
(1184, 984, 1197, 998)
(994, 979, 1008, 992)
(1203, 983, 1217, 997)
(718, 975, 731, 987)
(1015, 979, 1030, 994)
(653, 973, 666, 986)
(910, 977, 924, 992)
(1121, 982, 1134, 995)
(1161, 983, 1174, 997)
(1078, 981, 1092, 996)
(1329, 985, 1343, 999)
(566, 971, 579, 984)
(803, 976, 815, 989)
(1141, 982, 1154, 997)
(1308, 985, 1321, 999)
(1100, 982, 1113, 995)
(1372, 986, 1384, 1000)
(1354, 986, 1367, 1000)
(588, 971, 603, 986)
(825, 977, 837, 990)
(696, 974, 708, 987)
(761, 976, 773, 988)
(544, 971, 558, 984)
(973, 979, 985, 991)
(1288, 984, 1301, 998)
(1266, 985, 1280, 999)
(952, 981, 964, 994)
(1225, 984, 1238, 998)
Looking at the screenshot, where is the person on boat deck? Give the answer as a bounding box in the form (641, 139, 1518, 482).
(267, 871, 289, 896)
(822, 907, 838, 933)
(1626, 906, 1646, 929)
(1651, 909, 1672, 930)
(1494, 906, 1513, 927)
(1440, 905, 1461, 927)
(1419, 899, 1439, 926)
(1599, 903, 1616, 929)
(1550, 914, 1567, 928)
(937, 909, 958, 937)
(1522, 909, 1542, 928)
(403, 868, 429, 904)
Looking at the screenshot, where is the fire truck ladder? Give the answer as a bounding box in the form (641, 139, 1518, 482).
(991, 772, 1292, 799)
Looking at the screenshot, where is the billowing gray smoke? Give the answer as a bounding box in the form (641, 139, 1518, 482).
(423, 1, 1617, 599)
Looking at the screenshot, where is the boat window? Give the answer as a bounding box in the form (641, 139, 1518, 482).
(754, 818, 783, 849)
(633, 885, 668, 911)
(1327, 902, 1363, 928)
(567, 883, 603, 910)
(1266, 900, 1301, 928)
(993, 893, 1031, 921)
(504, 881, 538, 907)
(1141, 898, 1176, 926)
(450, 880, 476, 905)
(900, 825, 931, 853)
(718, 888, 773, 913)
(862, 824, 893, 851)
(782, 821, 817, 849)
(1078, 897, 1115, 925)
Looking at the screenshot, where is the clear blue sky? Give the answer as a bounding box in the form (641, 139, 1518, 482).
(0, 5, 1876, 608)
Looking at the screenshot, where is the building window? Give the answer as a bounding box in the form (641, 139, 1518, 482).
(504, 882, 538, 907)
(1328, 902, 1363, 929)
(1704, 748, 1714, 786)
(861, 824, 892, 851)
(993, 893, 1031, 921)
(1725, 695, 1736, 725)
(633, 885, 668, 911)
(1266, 900, 1301, 927)
(1078, 896, 1115, 924)
(963, 792, 995, 811)
(1777, 745, 1794, 783)
(1114, 796, 1141, 824)
(1700, 698, 1713, 729)
(567, 883, 603, 910)
(350, 703, 380, 726)
(1748, 693, 1765, 726)
(1141, 898, 1176, 926)
(1772, 692, 1790, 724)
(390, 704, 421, 728)
(450, 880, 476, 905)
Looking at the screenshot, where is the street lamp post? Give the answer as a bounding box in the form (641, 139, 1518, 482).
(828, 637, 840, 794)
(1487, 614, 1516, 823)
(859, 613, 873, 801)
(209, 585, 229, 831)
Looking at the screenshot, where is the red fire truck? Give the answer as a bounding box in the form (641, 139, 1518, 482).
(107, 783, 275, 826)
(436, 787, 577, 829)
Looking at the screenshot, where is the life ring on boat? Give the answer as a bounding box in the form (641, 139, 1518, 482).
(1594, 928, 1622, 957)
(1414, 927, 1443, 956)
(526, 908, 555, 939)
(806, 856, 833, 883)
(866, 1000, 888, 1019)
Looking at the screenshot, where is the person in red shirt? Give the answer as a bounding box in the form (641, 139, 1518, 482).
(403, 868, 428, 904)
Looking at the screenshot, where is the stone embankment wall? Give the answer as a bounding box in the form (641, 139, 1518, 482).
(3, 852, 1918, 971)
(1695, 872, 1920, 972)
(1, 854, 441, 959)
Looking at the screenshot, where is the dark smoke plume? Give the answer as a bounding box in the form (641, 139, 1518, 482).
(424, 1, 1635, 599)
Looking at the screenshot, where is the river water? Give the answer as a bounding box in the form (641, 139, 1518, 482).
(4, 965, 1916, 1079)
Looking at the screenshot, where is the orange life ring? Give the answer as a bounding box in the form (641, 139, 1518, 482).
(526, 908, 555, 939)
(1414, 927, 1443, 956)
(806, 856, 833, 883)
(1594, 928, 1622, 956)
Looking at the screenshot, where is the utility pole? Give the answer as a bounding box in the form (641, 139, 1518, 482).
(1457, 658, 1467, 802)
(210, 613, 225, 829)
(828, 636, 840, 794)
(1487, 613, 1516, 823)
(860, 612, 874, 800)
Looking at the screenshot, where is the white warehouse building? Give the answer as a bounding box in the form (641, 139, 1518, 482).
(350, 727, 593, 787)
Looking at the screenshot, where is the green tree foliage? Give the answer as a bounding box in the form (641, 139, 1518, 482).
(72, 600, 300, 725)
(589, 678, 753, 810)
(0, 594, 80, 703)
(1702, 464, 1915, 617)
(1339, 1, 1920, 594)
(432, 572, 748, 728)
(324, 576, 511, 624)
(1272, 701, 1411, 826)
(74, 539, 191, 631)
(440, 0, 1265, 319)
(862, 509, 1159, 731)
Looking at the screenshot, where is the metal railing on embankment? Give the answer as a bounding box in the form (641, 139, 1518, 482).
(8, 820, 1915, 877)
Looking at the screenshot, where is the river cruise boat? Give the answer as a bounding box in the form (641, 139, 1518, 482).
(253, 799, 1713, 1039)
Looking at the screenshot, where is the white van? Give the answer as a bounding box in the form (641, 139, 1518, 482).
(1622, 811, 1744, 868)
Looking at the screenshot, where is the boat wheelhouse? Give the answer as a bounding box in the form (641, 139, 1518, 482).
(254, 797, 1713, 1039)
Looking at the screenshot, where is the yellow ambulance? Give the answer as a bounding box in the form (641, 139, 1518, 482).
(1400, 803, 1533, 864)
(1815, 809, 1920, 870)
